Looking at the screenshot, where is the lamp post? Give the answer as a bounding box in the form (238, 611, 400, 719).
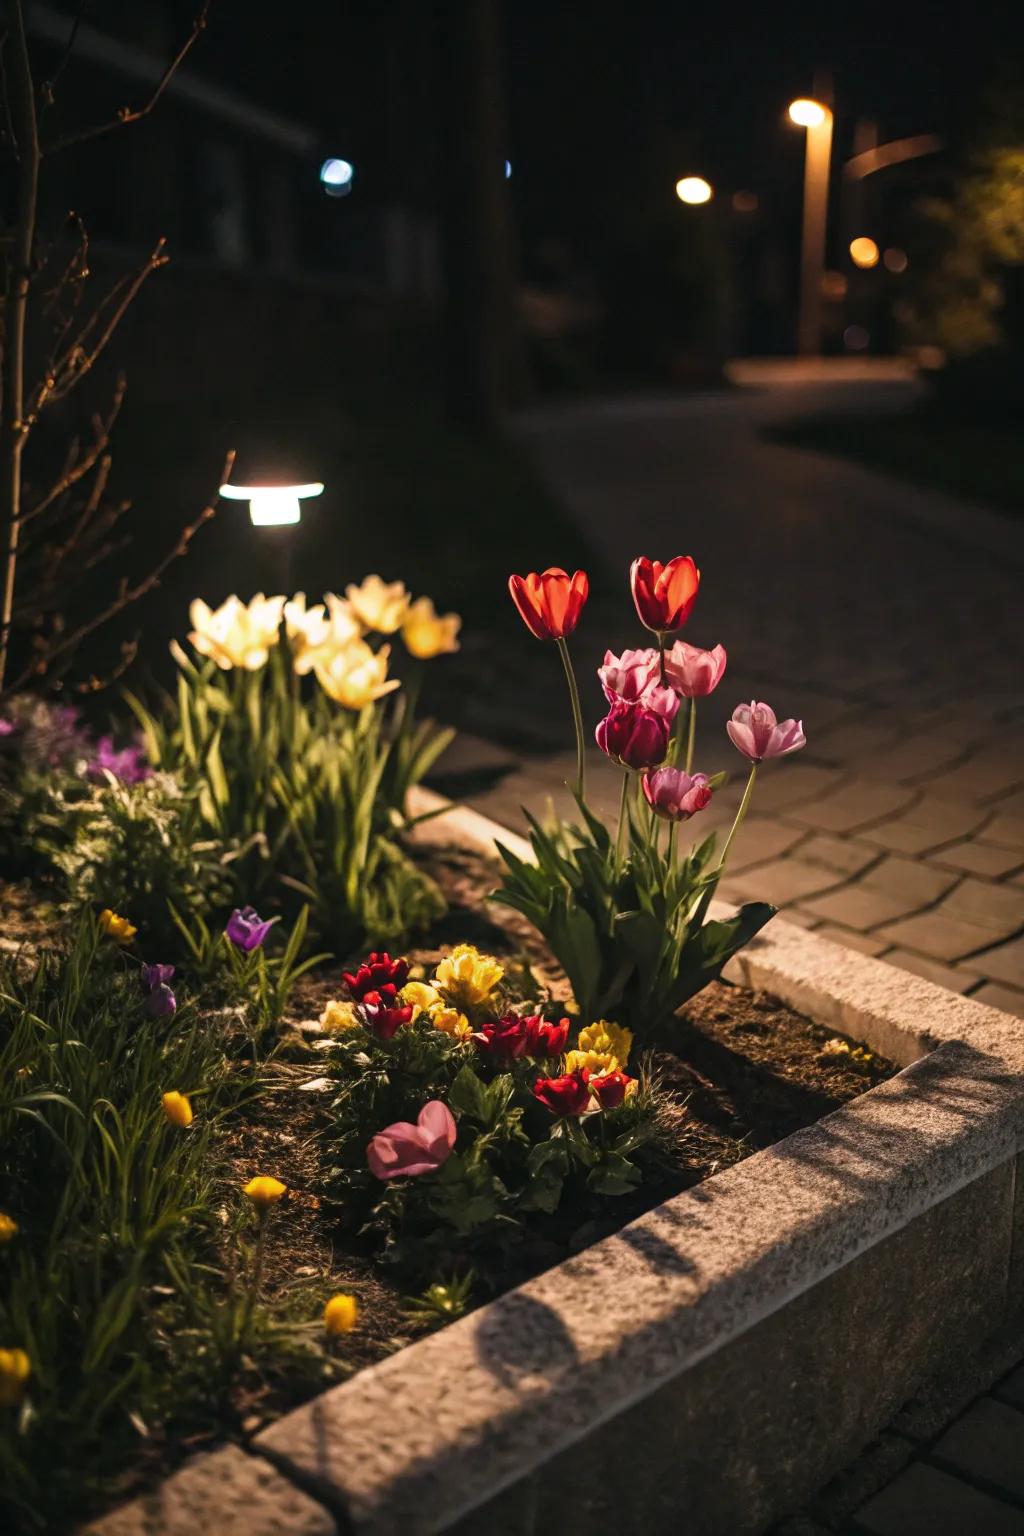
(788, 98, 833, 357)
(219, 480, 324, 592)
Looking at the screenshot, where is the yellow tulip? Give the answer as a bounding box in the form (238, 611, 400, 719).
(319, 999, 361, 1034)
(187, 593, 286, 670)
(433, 944, 504, 1009)
(0, 1349, 31, 1408)
(99, 909, 137, 944)
(313, 639, 400, 710)
(402, 597, 462, 660)
(577, 1020, 633, 1070)
(430, 1006, 473, 1038)
(400, 981, 444, 1019)
(243, 1175, 287, 1209)
(0, 1213, 18, 1244)
(564, 1048, 620, 1078)
(286, 593, 363, 675)
(323, 1293, 359, 1336)
(161, 1091, 193, 1128)
(345, 575, 410, 634)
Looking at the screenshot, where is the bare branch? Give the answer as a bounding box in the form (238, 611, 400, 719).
(37, 243, 166, 410)
(22, 376, 125, 523)
(74, 637, 142, 694)
(44, 2, 212, 155)
(39, 0, 88, 109)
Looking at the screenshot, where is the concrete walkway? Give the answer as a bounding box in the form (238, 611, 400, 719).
(447, 381, 1024, 1018)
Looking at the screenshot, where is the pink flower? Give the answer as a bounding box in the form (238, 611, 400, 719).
(366, 1101, 457, 1180)
(664, 641, 727, 699)
(642, 766, 713, 821)
(598, 647, 660, 703)
(595, 699, 670, 770)
(726, 701, 806, 763)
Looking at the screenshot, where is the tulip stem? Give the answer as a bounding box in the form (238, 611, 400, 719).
(557, 636, 586, 801)
(685, 698, 696, 775)
(615, 770, 630, 875)
(717, 763, 758, 874)
(667, 820, 677, 869)
(658, 632, 667, 687)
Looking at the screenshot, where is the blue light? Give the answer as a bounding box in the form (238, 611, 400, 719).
(504, 159, 512, 179)
(320, 158, 354, 197)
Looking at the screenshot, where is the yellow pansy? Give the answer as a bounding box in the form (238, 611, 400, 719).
(285, 593, 363, 675)
(99, 909, 137, 943)
(187, 593, 286, 670)
(0, 1213, 18, 1244)
(324, 1293, 359, 1335)
(402, 597, 462, 660)
(430, 1006, 473, 1038)
(564, 1048, 620, 1078)
(345, 575, 410, 634)
(401, 981, 445, 1019)
(0, 1349, 30, 1408)
(314, 639, 400, 710)
(577, 1020, 633, 1070)
(433, 944, 504, 1009)
(161, 1091, 193, 1128)
(319, 999, 361, 1035)
(243, 1175, 287, 1208)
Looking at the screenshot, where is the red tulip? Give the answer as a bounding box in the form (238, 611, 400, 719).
(360, 988, 414, 1041)
(595, 699, 670, 770)
(526, 1016, 570, 1057)
(343, 951, 410, 1001)
(590, 1069, 633, 1109)
(630, 556, 700, 634)
(474, 1014, 533, 1061)
(533, 1067, 592, 1117)
(508, 568, 589, 641)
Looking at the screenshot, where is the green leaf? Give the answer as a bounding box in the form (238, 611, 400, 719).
(587, 1150, 641, 1196)
(673, 901, 776, 1008)
(446, 1064, 492, 1124)
(519, 1138, 570, 1213)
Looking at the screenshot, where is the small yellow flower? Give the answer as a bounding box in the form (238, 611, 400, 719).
(0, 1213, 18, 1244)
(402, 597, 462, 660)
(161, 1091, 193, 1128)
(577, 1020, 634, 1070)
(323, 1293, 359, 1335)
(319, 999, 361, 1035)
(345, 575, 410, 634)
(314, 639, 401, 710)
(99, 908, 137, 944)
(0, 1349, 31, 1408)
(188, 593, 286, 670)
(430, 1006, 473, 1038)
(564, 1048, 620, 1078)
(433, 944, 504, 1009)
(401, 981, 444, 1018)
(285, 593, 363, 675)
(243, 1175, 287, 1209)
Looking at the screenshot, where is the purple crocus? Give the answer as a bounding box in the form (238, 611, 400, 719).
(87, 734, 152, 784)
(141, 963, 176, 991)
(141, 963, 177, 1018)
(225, 906, 278, 952)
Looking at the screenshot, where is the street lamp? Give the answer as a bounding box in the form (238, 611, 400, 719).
(788, 97, 834, 356)
(219, 481, 324, 527)
(675, 175, 713, 205)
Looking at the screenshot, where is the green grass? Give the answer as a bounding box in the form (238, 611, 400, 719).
(770, 409, 1024, 514)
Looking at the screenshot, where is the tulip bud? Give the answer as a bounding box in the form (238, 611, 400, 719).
(161, 1091, 193, 1129)
(595, 699, 670, 770)
(324, 1294, 359, 1335)
(243, 1175, 287, 1208)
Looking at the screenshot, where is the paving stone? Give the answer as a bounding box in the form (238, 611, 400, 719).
(852, 1462, 1024, 1536)
(973, 937, 1024, 990)
(934, 841, 1024, 879)
(923, 755, 1024, 803)
(860, 855, 958, 905)
(724, 817, 807, 872)
(970, 983, 1024, 1017)
(940, 877, 1024, 932)
(814, 925, 890, 957)
(787, 780, 920, 836)
(883, 951, 976, 994)
(985, 812, 1024, 852)
(804, 1431, 916, 1526)
(799, 834, 880, 878)
(716, 857, 846, 908)
(810, 719, 904, 768)
(801, 885, 923, 933)
(876, 911, 1009, 963)
(753, 763, 848, 814)
(778, 907, 823, 930)
(80, 1446, 337, 1536)
(930, 1396, 1024, 1502)
(997, 1366, 1024, 1408)
(860, 795, 989, 856)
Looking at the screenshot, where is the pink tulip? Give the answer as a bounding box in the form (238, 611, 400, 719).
(366, 1101, 457, 1180)
(665, 641, 727, 699)
(598, 647, 660, 704)
(596, 699, 670, 770)
(726, 701, 806, 763)
(642, 766, 713, 821)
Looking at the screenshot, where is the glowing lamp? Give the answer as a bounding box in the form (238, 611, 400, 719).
(788, 99, 827, 129)
(219, 481, 324, 528)
(849, 236, 880, 269)
(320, 158, 354, 197)
(675, 176, 713, 205)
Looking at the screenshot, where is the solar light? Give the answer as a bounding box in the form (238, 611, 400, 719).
(788, 99, 827, 128)
(219, 481, 324, 528)
(320, 158, 354, 197)
(675, 176, 713, 205)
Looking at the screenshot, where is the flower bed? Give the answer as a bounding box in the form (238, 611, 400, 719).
(6, 552, 1011, 1536)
